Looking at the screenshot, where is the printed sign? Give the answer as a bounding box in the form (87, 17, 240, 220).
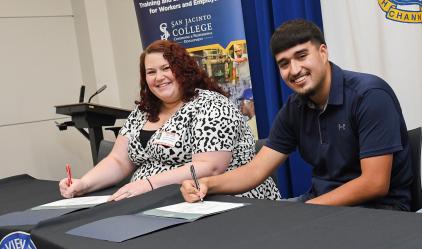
(0, 231, 37, 249)
(134, 0, 259, 138)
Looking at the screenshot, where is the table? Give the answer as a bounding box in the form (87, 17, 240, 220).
(0, 175, 114, 240)
(2, 175, 422, 249)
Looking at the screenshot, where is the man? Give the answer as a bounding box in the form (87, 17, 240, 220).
(181, 19, 413, 211)
(239, 88, 258, 140)
(233, 44, 251, 87)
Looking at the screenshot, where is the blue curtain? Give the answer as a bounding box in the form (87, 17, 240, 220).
(241, 0, 323, 197)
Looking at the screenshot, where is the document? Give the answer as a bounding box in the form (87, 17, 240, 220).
(142, 201, 247, 221)
(67, 201, 249, 242)
(31, 195, 110, 210)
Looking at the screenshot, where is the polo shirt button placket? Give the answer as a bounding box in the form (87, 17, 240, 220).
(317, 114, 325, 144)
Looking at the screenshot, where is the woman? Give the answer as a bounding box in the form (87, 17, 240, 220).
(59, 40, 280, 201)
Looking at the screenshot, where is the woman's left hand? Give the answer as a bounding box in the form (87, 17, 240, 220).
(108, 179, 151, 201)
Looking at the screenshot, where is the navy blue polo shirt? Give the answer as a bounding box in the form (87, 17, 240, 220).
(267, 63, 412, 210)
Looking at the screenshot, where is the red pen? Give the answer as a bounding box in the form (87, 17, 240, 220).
(66, 164, 73, 187)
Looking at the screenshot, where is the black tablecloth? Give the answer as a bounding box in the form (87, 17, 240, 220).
(2, 175, 422, 249)
(0, 174, 115, 239)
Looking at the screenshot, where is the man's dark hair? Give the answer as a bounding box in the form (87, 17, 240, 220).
(270, 19, 326, 55)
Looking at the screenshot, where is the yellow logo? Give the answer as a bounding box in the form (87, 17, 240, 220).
(378, 0, 422, 23)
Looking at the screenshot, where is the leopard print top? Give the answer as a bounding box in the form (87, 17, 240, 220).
(119, 89, 281, 200)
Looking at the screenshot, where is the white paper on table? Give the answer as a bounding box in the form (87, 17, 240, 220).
(157, 201, 245, 215)
(142, 201, 248, 221)
(32, 196, 110, 210)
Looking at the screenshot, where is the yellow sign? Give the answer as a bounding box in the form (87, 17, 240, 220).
(378, 0, 422, 23)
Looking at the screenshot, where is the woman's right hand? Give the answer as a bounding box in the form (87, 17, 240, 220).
(180, 179, 208, 203)
(59, 178, 87, 198)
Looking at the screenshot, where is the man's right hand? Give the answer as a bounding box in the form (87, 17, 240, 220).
(59, 178, 87, 198)
(180, 179, 208, 202)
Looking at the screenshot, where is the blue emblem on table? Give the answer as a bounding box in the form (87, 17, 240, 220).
(0, 231, 37, 249)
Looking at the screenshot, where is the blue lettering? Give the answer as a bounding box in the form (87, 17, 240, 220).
(0, 232, 37, 249)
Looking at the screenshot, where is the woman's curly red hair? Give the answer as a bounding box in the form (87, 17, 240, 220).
(137, 40, 228, 122)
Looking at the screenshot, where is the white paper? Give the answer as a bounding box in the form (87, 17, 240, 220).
(156, 201, 245, 215)
(32, 196, 110, 210)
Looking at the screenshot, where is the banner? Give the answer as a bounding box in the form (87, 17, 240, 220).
(134, 0, 258, 139)
(320, 0, 422, 129)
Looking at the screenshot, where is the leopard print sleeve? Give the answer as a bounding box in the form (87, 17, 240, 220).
(119, 106, 144, 138)
(190, 90, 241, 154)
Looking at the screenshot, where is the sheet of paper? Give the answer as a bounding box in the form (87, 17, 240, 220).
(142, 201, 248, 221)
(31, 196, 110, 210)
(157, 201, 245, 214)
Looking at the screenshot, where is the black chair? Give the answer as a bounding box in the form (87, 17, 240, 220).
(105, 127, 121, 138)
(97, 140, 115, 162)
(408, 127, 422, 212)
(255, 138, 279, 186)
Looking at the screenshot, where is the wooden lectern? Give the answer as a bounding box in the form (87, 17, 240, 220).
(55, 103, 131, 164)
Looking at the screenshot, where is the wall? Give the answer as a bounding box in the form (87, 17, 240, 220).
(320, 0, 422, 130)
(0, 0, 142, 180)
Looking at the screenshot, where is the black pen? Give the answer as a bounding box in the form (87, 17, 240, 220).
(190, 164, 203, 202)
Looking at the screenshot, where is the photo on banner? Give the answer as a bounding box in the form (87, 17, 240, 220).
(133, 0, 258, 139)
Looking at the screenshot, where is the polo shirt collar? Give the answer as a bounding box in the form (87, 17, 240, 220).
(327, 62, 343, 106)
